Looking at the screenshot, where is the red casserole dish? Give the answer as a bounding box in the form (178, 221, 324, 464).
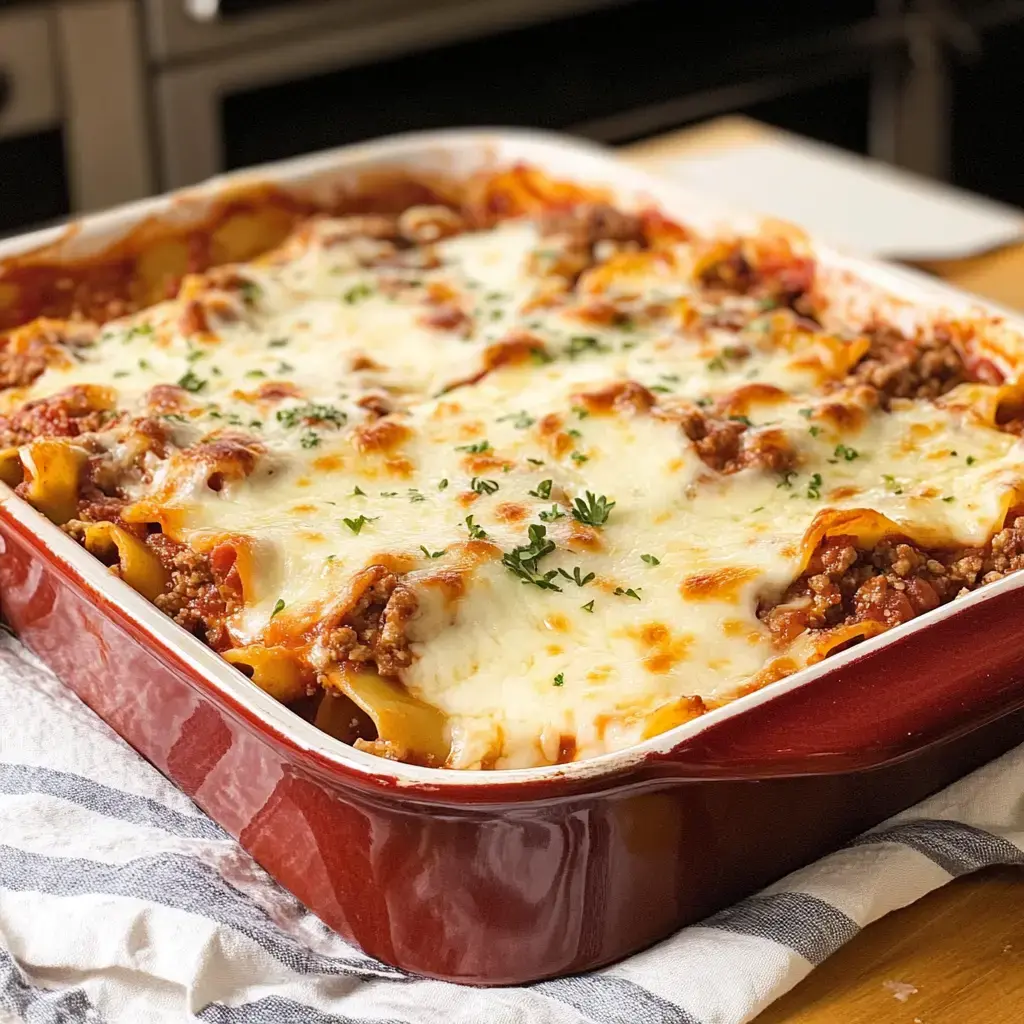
(2, 130, 1024, 985)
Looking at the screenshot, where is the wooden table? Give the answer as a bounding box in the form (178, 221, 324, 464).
(622, 118, 1024, 1024)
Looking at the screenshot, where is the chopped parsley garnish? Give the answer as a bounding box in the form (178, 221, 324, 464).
(530, 348, 554, 366)
(186, 347, 207, 363)
(581, 600, 595, 613)
(557, 566, 595, 587)
(299, 431, 321, 449)
(124, 323, 154, 342)
(751, 505, 765, 513)
(343, 515, 376, 534)
(942, 495, 956, 503)
(570, 451, 589, 465)
(966, 455, 977, 466)
(456, 440, 491, 454)
(572, 491, 615, 527)
(883, 474, 904, 495)
(177, 369, 207, 393)
(834, 444, 860, 462)
(438, 478, 449, 491)
(498, 410, 536, 429)
(566, 428, 582, 440)
(420, 546, 445, 559)
(571, 405, 590, 420)
(239, 281, 263, 306)
(641, 554, 661, 566)
(343, 283, 374, 304)
(271, 599, 285, 617)
(379, 491, 398, 498)
(729, 415, 753, 427)
(539, 505, 565, 522)
(567, 335, 606, 359)
(614, 587, 642, 601)
(502, 523, 561, 591)
(650, 385, 674, 395)
(465, 515, 488, 540)
(553, 672, 565, 687)
(798, 408, 813, 419)
(407, 489, 426, 503)
(529, 479, 553, 500)
(276, 403, 347, 429)
(777, 470, 797, 489)
(471, 477, 499, 495)
(806, 473, 823, 500)
(706, 356, 727, 372)
(276, 360, 295, 373)
(351, 486, 366, 496)
(808, 425, 822, 437)
(246, 369, 267, 379)
(267, 337, 290, 348)
(113, 370, 130, 379)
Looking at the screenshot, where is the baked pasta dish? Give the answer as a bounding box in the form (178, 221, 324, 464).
(1, 165, 1022, 770)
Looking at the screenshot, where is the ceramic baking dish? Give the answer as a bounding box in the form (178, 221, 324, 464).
(2, 129, 1024, 985)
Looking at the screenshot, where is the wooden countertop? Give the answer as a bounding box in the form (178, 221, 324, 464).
(622, 118, 1024, 1024)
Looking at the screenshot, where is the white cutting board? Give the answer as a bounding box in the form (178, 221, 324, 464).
(663, 132, 1024, 261)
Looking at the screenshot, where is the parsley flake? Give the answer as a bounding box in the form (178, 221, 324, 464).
(438, 478, 449, 491)
(641, 554, 661, 566)
(966, 455, 977, 466)
(942, 495, 956, 503)
(557, 566, 595, 587)
(456, 440, 491, 454)
(581, 600, 595, 613)
(502, 523, 561, 591)
(614, 587, 642, 601)
(572, 491, 615, 527)
(470, 477, 499, 495)
(271, 599, 285, 617)
(834, 444, 860, 462)
(529, 479, 553, 500)
(806, 473, 823, 500)
(553, 672, 565, 687)
(570, 451, 589, 465)
(465, 515, 488, 540)
(343, 515, 376, 535)
(351, 486, 366, 497)
(498, 410, 536, 429)
(883, 474, 904, 495)
(177, 369, 207, 393)
(343, 283, 374, 304)
(299, 430, 321, 449)
(539, 505, 565, 522)
(420, 546, 446, 559)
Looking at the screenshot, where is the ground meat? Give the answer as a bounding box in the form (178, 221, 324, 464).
(676, 407, 796, 475)
(535, 203, 648, 282)
(0, 388, 117, 448)
(145, 533, 239, 651)
(320, 565, 416, 677)
(842, 326, 971, 403)
(760, 513, 1024, 644)
(539, 203, 647, 251)
(0, 320, 97, 391)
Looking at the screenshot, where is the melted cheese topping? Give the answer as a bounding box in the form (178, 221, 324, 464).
(9, 210, 1024, 769)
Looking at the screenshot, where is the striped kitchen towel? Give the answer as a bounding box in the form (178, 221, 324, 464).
(1, 630, 1023, 1024)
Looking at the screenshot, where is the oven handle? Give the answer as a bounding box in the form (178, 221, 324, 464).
(641, 580, 1024, 782)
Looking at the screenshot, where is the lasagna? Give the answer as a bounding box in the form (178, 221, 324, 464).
(0, 165, 1022, 770)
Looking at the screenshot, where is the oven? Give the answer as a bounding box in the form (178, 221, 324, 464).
(146, 0, 903, 193)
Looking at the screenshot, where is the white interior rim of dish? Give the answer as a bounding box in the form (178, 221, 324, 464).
(2, 127, 1023, 790)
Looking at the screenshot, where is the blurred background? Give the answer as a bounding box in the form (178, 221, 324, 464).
(0, 0, 1021, 234)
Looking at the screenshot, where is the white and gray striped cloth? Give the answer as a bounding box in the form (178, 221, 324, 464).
(2, 631, 1024, 1024)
